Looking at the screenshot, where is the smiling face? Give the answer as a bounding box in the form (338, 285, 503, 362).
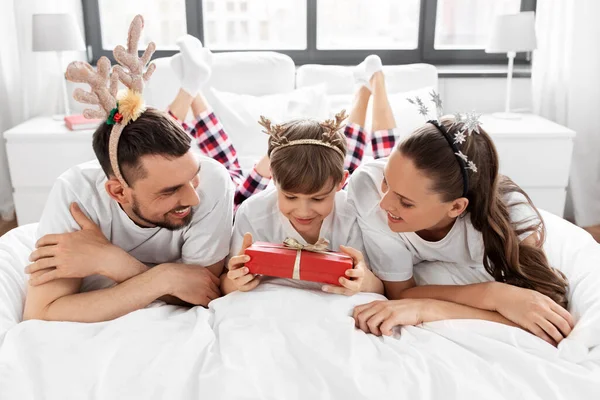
(379, 150, 467, 235)
(266, 118, 348, 243)
(123, 151, 201, 230)
(276, 176, 346, 241)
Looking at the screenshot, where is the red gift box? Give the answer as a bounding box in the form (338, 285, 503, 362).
(245, 240, 353, 286)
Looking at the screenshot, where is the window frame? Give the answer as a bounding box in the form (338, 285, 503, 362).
(82, 0, 536, 66)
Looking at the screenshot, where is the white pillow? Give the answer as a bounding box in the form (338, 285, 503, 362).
(202, 84, 330, 171)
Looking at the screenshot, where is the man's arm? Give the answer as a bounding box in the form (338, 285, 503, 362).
(24, 260, 223, 323)
(23, 266, 169, 322)
(25, 202, 224, 321)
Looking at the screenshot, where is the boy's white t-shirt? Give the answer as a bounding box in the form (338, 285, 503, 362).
(230, 187, 364, 289)
(347, 159, 540, 282)
(38, 156, 234, 292)
(231, 187, 364, 256)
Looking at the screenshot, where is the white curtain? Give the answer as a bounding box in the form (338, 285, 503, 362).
(532, 0, 600, 227)
(0, 0, 85, 219)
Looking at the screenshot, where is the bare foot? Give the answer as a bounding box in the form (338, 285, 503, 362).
(255, 155, 271, 179)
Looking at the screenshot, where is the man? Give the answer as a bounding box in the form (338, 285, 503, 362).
(23, 108, 234, 323)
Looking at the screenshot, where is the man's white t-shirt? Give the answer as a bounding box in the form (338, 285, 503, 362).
(347, 159, 540, 283)
(38, 156, 234, 292)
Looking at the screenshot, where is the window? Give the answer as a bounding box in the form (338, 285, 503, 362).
(240, 21, 249, 39)
(205, 21, 217, 44)
(227, 21, 236, 43)
(97, 0, 186, 50)
(84, 0, 536, 65)
(259, 21, 269, 42)
(317, 0, 421, 50)
(434, 0, 521, 49)
(202, 0, 307, 50)
(205, 1, 215, 13)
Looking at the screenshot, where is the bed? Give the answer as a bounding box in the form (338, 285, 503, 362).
(0, 210, 599, 399)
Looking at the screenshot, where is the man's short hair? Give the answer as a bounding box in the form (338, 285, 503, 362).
(92, 108, 192, 185)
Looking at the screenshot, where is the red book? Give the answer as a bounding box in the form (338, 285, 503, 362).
(64, 114, 103, 131)
(245, 242, 353, 286)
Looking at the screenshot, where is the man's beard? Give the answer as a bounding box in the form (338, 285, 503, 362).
(131, 197, 194, 231)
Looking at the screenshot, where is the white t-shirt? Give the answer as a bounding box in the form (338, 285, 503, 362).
(231, 187, 364, 257)
(347, 159, 540, 282)
(38, 156, 234, 292)
(230, 187, 364, 290)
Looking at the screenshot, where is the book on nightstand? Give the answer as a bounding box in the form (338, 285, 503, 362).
(64, 114, 103, 131)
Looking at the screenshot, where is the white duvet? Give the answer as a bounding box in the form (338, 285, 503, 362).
(0, 211, 599, 399)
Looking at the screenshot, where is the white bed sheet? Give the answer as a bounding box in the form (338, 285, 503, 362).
(0, 212, 598, 399)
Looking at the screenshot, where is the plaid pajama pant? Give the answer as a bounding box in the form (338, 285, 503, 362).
(170, 110, 396, 208)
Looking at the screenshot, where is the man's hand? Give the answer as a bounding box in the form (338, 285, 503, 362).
(162, 264, 221, 307)
(25, 202, 127, 285)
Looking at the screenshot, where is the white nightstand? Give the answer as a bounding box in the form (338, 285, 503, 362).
(481, 114, 575, 217)
(3, 117, 96, 225)
(3, 113, 576, 226)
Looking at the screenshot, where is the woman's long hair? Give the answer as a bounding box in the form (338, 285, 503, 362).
(397, 119, 569, 308)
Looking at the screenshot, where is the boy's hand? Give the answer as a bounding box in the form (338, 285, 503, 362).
(322, 245, 366, 296)
(227, 233, 261, 292)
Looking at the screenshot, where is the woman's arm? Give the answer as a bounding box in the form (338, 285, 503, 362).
(393, 280, 574, 345)
(397, 281, 497, 310)
(353, 298, 518, 337)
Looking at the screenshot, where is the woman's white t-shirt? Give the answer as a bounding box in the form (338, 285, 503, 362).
(38, 156, 234, 292)
(347, 159, 540, 282)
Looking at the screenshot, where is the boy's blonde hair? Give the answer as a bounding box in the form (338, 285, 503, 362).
(260, 111, 348, 194)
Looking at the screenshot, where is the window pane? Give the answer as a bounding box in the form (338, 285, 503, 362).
(434, 0, 521, 49)
(317, 0, 420, 50)
(202, 0, 307, 50)
(99, 0, 187, 50)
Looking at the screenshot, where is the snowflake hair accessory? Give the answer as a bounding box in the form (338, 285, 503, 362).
(407, 91, 483, 148)
(407, 90, 484, 197)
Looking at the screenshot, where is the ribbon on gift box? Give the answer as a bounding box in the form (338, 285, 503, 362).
(283, 237, 331, 279)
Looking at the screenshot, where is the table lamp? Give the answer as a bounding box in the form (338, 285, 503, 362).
(32, 13, 86, 118)
(485, 11, 537, 119)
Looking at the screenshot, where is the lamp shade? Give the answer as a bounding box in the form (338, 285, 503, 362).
(485, 11, 537, 53)
(32, 13, 86, 52)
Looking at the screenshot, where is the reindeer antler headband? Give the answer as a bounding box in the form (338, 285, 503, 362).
(258, 110, 348, 159)
(408, 90, 482, 197)
(65, 15, 156, 188)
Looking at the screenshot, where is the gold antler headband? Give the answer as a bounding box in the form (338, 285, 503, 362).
(65, 15, 156, 188)
(258, 110, 348, 158)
